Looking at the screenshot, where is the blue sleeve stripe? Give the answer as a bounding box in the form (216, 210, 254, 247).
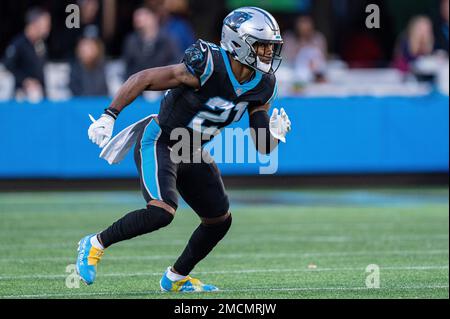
(140, 120, 163, 201)
(200, 47, 214, 86)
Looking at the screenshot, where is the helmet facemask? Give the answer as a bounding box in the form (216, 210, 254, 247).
(243, 35, 283, 74)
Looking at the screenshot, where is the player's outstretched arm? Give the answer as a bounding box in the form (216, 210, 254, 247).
(248, 104, 291, 155)
(109, 63, 200, 112)
(88, 64, 200, 148)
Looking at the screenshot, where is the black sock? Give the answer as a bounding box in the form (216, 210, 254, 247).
(99, 206, 174, 248)
(173, 214, 232, 276)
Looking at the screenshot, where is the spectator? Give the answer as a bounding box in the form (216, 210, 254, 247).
(291, 16, 328, 83)
(161, 0, 196, 52)
(80, 0, 101, 29)
(393, 16, 435, 73)
(69, 35, 108, 96)
(78, 0, 104, 42)
(434, 0, 449, 53)
(122, 7, 181, 79)
(2, 7, 51, 101)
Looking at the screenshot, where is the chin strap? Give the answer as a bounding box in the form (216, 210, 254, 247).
(256, 56, 272, 73)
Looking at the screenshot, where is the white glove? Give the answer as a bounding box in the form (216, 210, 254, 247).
(88, 114, 115, 148)
(269, 108, 291, 143)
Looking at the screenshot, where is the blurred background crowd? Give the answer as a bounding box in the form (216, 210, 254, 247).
(0, 0, 448, 102)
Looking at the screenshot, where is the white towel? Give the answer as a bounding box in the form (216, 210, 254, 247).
(100, 114, 156, 164)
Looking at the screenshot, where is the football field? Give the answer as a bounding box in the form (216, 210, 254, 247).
(0, 187, 448, 299)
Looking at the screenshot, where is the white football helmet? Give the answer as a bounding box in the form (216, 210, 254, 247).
(221, 7, 283, 74)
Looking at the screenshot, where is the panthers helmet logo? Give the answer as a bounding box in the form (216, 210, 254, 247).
(224, 11, 253, 31)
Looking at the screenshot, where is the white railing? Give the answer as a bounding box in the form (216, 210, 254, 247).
(0, 57, 448, 102)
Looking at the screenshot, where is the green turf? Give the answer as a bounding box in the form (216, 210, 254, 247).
(0, 188, 448, 299)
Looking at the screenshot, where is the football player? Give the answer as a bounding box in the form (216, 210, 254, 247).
(77, 6, 291, 292)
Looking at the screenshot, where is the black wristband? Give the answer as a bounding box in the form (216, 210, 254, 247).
(104, 107, 120, 120)
(249, 110, 278, 154)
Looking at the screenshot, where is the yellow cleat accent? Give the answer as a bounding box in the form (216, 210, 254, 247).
(87, 246, 104, 266)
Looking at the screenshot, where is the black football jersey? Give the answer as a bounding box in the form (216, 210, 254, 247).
(157, 39, 278, 145)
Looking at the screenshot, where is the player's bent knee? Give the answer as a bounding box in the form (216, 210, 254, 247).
(142, 205, 174, 232)
(221, 197, 230, 216)
(199, 195, 230, 221)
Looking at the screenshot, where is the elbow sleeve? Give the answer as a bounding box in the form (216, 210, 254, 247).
(249, 111, 278, 154)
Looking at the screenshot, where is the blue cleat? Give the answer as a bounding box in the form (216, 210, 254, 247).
(76, 234, 104, 285)
(160, 268, 219, 292)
